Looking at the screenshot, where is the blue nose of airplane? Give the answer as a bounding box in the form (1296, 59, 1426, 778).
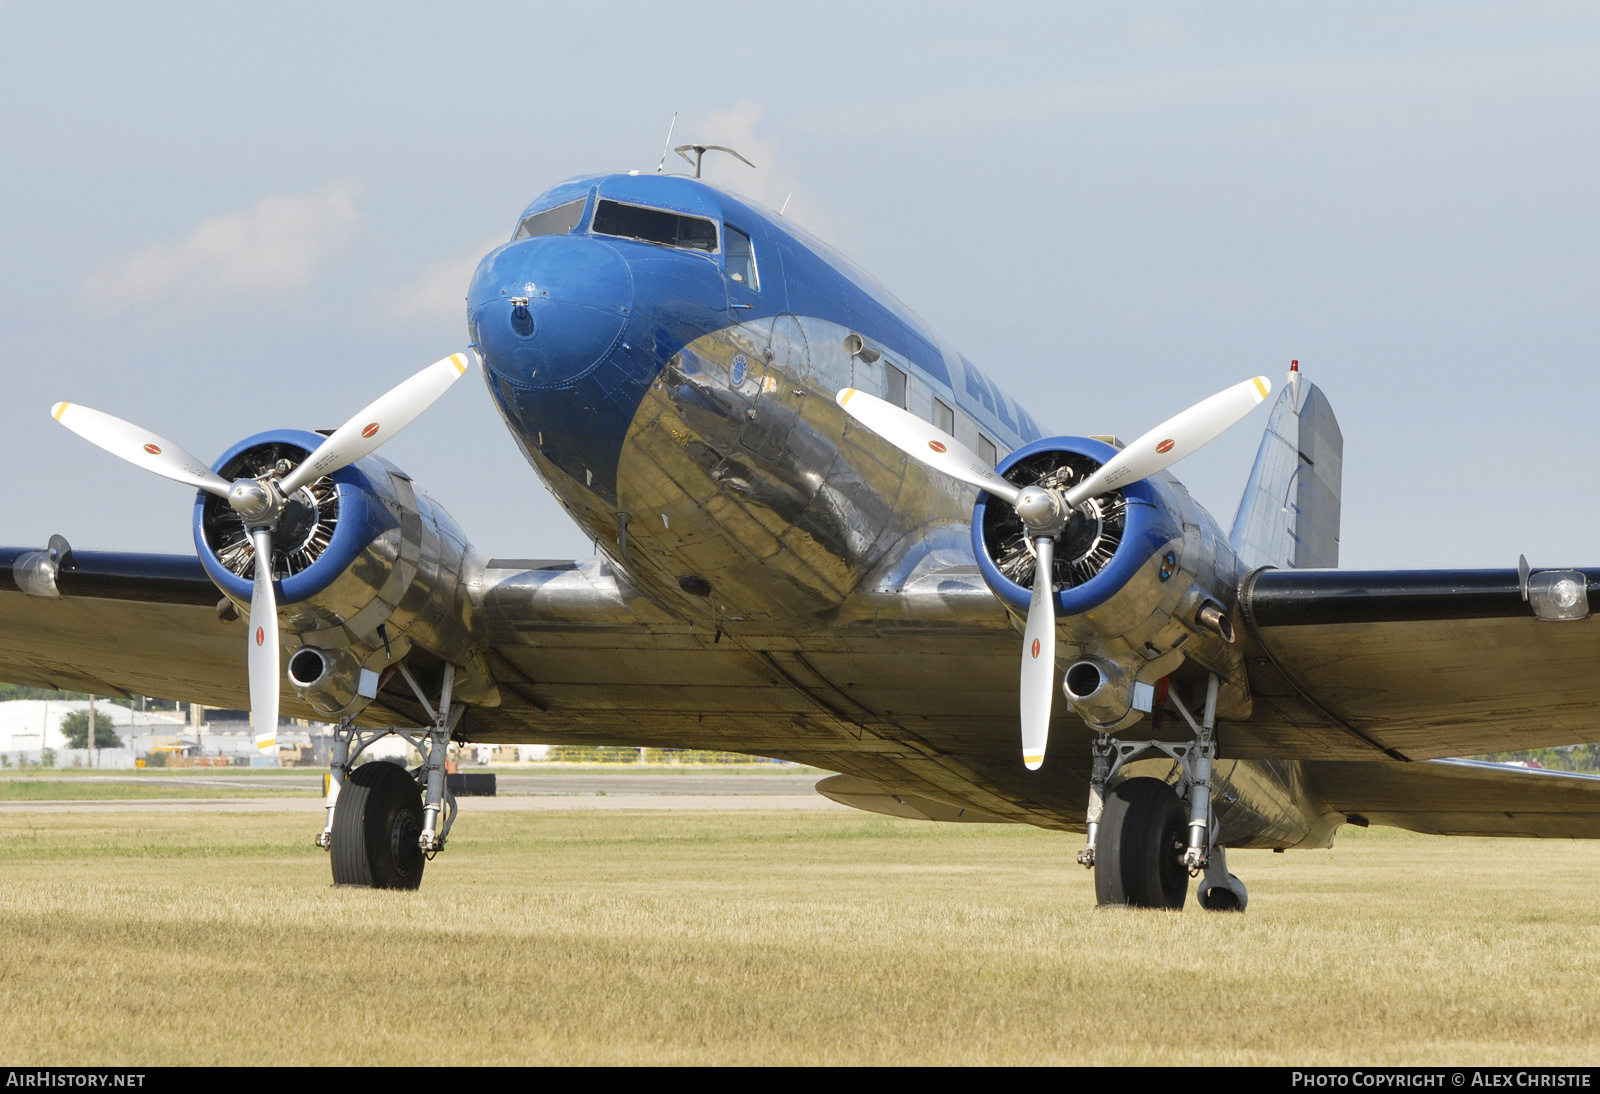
(469, 235, 634, 390)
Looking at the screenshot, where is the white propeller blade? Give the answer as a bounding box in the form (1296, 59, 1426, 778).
(50, 402, 232, 497)
(835, 388, 1021, 504)
(248, 528, 280, 754)
(1064, 376, 1272, 506)
(279, 352, 474, 495)
(1020, 536, 1056, 771)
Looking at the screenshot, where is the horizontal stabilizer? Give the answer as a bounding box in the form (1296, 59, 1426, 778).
(814, 774, 1011, 823)
(1306, 758, 1600, 839)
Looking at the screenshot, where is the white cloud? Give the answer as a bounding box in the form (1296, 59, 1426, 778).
(85, 181, 360, 307)
(383, 238, 501, 324)
(688, 102, 835, 238)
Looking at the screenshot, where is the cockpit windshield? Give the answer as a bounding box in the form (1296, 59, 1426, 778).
(513, 197, 587, 241)
(592, 199, 718, 253)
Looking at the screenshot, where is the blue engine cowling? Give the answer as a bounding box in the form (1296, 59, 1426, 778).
(970, 436, 1248, 729)
(192, 429, 496, 720)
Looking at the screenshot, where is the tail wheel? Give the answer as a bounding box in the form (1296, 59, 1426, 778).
(1197, 873, 1249, 912)
(1094, 776, 1189, 910)
(331, 760, 426, 890)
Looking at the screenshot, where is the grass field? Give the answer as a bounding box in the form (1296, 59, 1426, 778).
(1, 809, 1598, 1066)
(0, 779, 321, 800)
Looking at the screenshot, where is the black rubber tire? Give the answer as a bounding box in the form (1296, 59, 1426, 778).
(330, 761, 426, 890)
(1094, 777, 1189, 910)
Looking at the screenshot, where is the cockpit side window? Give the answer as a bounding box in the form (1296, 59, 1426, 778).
(592, 199, 718, 253)
(513, 197, 587, 241)
(725, 226, 759, 290)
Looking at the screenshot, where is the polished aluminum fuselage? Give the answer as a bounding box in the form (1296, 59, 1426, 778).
(461, 176, 1338, 850)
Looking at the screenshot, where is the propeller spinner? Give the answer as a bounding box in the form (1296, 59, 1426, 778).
(52, 351, 475, 752)
(837, 375, 1271, 771)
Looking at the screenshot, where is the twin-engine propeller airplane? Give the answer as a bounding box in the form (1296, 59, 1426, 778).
(9, 153, 1600, 905)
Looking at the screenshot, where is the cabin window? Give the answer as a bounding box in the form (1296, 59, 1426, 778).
(978, 435, 998, 468)
(512, 198, 586, 240)
(592, 199, 718, 253)
(885, 363, 907, 408)
(934, 399, 955, 434)
(725, 226, 759, 290)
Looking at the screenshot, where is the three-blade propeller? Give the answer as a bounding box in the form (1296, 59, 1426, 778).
(837, 375, 1271, 771)
(51, 351, 474, 752)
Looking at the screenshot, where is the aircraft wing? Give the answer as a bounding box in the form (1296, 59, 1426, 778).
(0, 546, 439, 726)
(1230, 567, 1600, 761)
(0, 546, 250, 705)
(0, 543, 1048, 825)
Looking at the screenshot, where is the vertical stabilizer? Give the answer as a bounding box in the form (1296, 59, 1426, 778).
(1229, 365, 1343, 570)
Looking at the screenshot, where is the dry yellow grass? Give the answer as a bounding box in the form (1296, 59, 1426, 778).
(1, 809, 1598, 1065)
(0, 779, 320, 800)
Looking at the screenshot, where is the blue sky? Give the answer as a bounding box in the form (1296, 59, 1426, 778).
(3, 2, 1597, 568)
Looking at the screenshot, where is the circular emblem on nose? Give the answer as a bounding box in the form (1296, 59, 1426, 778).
(143, 443, 162, 455)
(255, 627, 264, 646)
(1155, 438, 1175, 454)
(731, 355, 748, 387)
(928, 440, 947, 453)
(1031, 638, 1040, 658)
(361, 422, 380, 439)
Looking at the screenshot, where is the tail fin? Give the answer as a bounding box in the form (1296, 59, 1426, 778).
(1229, 365, 1342, 570)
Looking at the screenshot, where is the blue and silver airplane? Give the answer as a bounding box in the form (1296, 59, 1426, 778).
(10, 152, 1600, 905)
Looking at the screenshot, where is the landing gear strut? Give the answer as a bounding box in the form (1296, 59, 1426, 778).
(319, 662, 463, 890)
(1077, 673, 1248, 911)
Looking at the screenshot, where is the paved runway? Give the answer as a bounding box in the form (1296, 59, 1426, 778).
(0, 768, 846, 813)
(0, 795, 845, 813)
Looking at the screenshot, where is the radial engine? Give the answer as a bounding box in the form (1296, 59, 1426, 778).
(194, 429, 497, 722)
(972, 437, 1249, 731)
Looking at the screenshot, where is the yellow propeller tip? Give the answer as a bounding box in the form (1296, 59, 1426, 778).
(50, 402, 68, 420)
(1252, 376, 1272, 400)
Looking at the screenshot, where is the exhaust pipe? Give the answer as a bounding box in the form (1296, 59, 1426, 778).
(287, 645, 382, 717)
(1062, 657, 1143, 729)
(1195, 599, 1235, 643)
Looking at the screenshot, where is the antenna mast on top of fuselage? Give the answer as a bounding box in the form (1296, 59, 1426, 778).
(674, 143, 755, 178)
(655, 113, 677, 174)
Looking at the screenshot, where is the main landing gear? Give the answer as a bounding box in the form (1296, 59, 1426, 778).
(318, 662, 463, 890)
(1076, 673, 1249, 912)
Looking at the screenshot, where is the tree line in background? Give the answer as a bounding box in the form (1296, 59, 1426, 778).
(1476, 744, 1600, 773)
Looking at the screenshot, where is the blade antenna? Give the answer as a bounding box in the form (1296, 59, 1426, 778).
(655, 112, 677, 174)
